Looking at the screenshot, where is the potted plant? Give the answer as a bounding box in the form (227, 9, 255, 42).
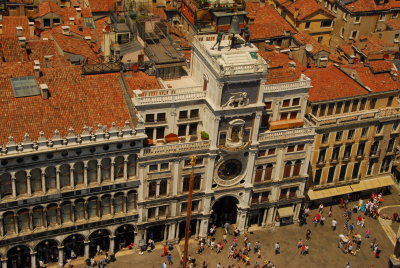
(200, 131, 209, 140)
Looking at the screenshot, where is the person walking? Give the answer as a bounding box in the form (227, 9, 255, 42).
(332, 219, 337, 231)
(349, 223, 355, 234)
(306, 229, 311, 241)
(224, 222, 231, 235)
(167, 254, 173, 265)
(274, 242, 280, 255)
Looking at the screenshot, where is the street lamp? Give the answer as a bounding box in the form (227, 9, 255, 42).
(182, 155, 197, 268)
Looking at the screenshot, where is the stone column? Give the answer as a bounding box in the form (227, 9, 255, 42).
(0, 216, 4, 236)
(26, 171, 32, 196)
(84, 201, 88, 220)
(11, 172, 16, 198)
(274, 147, 284, 181)
(84, 240, 90, 259)
(195, 219, 200, 237)
(156, 182, 160, 198)
(204, 155, 216, 191)
(30, 251, 36, 268)
(55, 166, 61, 191)
(14, 214, 18, 234)
(109, 235, 115, 254)
(71, 204, 75, 223)
(58, 246, 64, 267)
(110, 158, 115, 182)
(1, 258, 8, 268)
(41, 168, 46, 193)
(198, 218, 208, 238)
(83, 161, 88, 186)
(123, 156, 128, 180)
(70, 166, 75, 189)
(172, 160, 180, 196)
(245, 150, 257, 185)
(134, 229, 145, 246)
(137, 165, 145, 202)
(168, 223, 176, 242)
(97, 160, 102, 184)
(43, 209, 48, 228)
(237, 209, 248, 230)
(28, 212, 33, 230)
(266, 207, 275, 226)
(163, 224, 168, 242)
(261, 208, 268, 227)
(294, 203, 302, 221)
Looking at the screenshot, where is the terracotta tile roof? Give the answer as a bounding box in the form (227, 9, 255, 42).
(8, 0, 33, 3)
(0, 61, 132, 145)
(0, 36, 28, 62)
(338, 44, 354, 57)
(293, 31, 330, 54)
(305, 66, 369, 102)
(1, 16, 31, 37)
(259, 50, 306, 84)
(341, 63, 400, 93)
(149, 7, 167, 20)
(246, 3, 296, 40)
(124, 71, 161, 97)
(169, 25, 190, 48)
(343, 0, 400, 13)
(385, 18, 400, 30)
(275, 0, 334, 20)
(353, 36, 398, 57)
(32, 1, 63, 19)
(368, 60, 394, 73)
(88, 0, 118, 12)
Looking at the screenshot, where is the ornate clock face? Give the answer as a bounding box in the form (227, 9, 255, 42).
(217, 159, 242, 180)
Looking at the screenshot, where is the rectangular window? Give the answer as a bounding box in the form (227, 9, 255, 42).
(335, 131, 343, 142)
(147, 207, 156, 219)
(297, 144, 305, 151)
(148, 182, 156, 197)
(352, 162, 360, 179)
(53, 18, 61, 24)
(393, 11, 398, 18)
(251, 193, 260, 204)
(332, 147, 340, 161)
(320, 20, 333, 28)
(314, 169, 322, 185)
(156, 127, 165, 139)
(319, 104, 327, 116)
(387, 96, 394, 106)
(347, 129, 355, 140)
(258, 150, 266, 157)
(149, 164, 158, 172)
(351, 99, 359, 112)
(312, 105, 318, 115)
(145, 128, 154, 140)
(357, 142, 365, 156)
(367, 159, 375, 175)
(370, 98, 377, 109)
(376, 124, 383, 134)
(387, 138, 395, 152)
(343, 13, 348, 21)
(157, 113, 166, 122)
(279, 188, 288, 200)
(305, 21, 311, 29)
(159, 206, 167, 217)
(159, 180, 168, 196)
(343, 145, 352, 159)
(360, 98, 367, 110)
(268, 148, 276, 155)
(290, 112, 298, 119)
(178, 125, 186, 136)
(282, 99, 290, 107)
(189, 123, 198, 135)
(145, 114, 155, 123)
(354, 16, 361, 23)
(292, 98, 300, 106)
(179, 110, 188, 119)
(318, 149, 326, 163)
(327, 103, 335, 115)
(343, 101, 351, 113)
(264, 101, 272, 109)
(280, 113, 288, 120)
(318, 36, 323, 43)
(393, 122, 399, 132)
(350, 30, 358, 39)
(327, 166, 335, 183)
(380, 156, 392, 173)
(289, 187, 298, 198)
(321, 133, 329, 144)
(287, 145, 295, 152)
(370, 141, 379, 156)
(361, 127, 368, 138)
(261, 114, 269, 128)
(261, 191, 270, 202)
(339, 165, 347, 181)
(190, 109, 199, 118)
(160, 163, 169, 171)
(340, 27, 345, 38)
(379, 14, 386, 21)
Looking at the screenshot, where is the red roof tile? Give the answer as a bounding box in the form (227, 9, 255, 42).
(385, 18, 400, 30)
(246, 3, 296, 40)
(88, 0, 118, 12)
(353, 36, 398, 57)
(343, 0, 400, 13)
(368, 60, 394, 73)
(293, 31, 330, 54)
(305, 66, 369, 102)
(259, 50, 306, 84)
(1, 16, 31, 37)
(275, 0, 334, 20)
(0, 61, 132, 144)
(124, 71, 161, 97)
(32, 1, 63, 19)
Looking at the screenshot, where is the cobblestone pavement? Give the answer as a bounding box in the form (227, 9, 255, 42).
(66, 188, 400, 268)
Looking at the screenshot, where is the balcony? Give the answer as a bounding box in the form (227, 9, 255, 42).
(264, 74, 311, 93)
(258, 126, 315, 142)
(142, 140, 210, 156)
(132, 86, 206, 106)
(308, 107, 400, 127)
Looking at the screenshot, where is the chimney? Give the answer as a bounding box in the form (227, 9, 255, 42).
(69, 17, 75, 25)
(392, 72, 398, 81)
(34, 65, 41, 78)
(40, 84, 49, 99)
(84, 36, 91, 43)
(16, 26, 23, 37)
(18, 36, 26, 48)
(28, 22, 34, 38)
(288, 61, 297, 68)
(61, 25, 70, 35)
(34, 60, 40, 66)
(44, 55, 52, 67)
(0, 24, 3, 35)
(76, 7, 82, 18)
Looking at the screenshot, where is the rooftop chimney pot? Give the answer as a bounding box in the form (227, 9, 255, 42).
(18, 36, 26, 48)
(34, 65, 41, 78)
(40, 84, 49, 99)
(16, 26, 23, 37)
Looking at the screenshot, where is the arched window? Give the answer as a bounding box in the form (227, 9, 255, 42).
(30, 169, 42, 194)
(101, 159, 111, 182)
(87, 160, 97, 184)
(88, 198, 98, 218)
(74, 199, 85, 221)
(47, 204, 58, 226)
(255, 166, 263, 182)
(3, 212, 15, 235)
(127, 191, 137, 211)
(74, 162, 84, 186)
(264, 164, 273, 181)
(101, 195, 111, 216)
(114, 157, 124, 180)
(283, 161, 292, 178)
(113, 193, 124, 214)
(293, 160, 302, 177)
(45, 166, 57, 191)
(0, 173, 12, 199)
(17, 209, 30, 231)
(61, 202, 72, 223)
(32, 206, 44, 229)
(15, 171, 27, 195)
(127, 155, 136, 178)
(59, 164, 70, 188)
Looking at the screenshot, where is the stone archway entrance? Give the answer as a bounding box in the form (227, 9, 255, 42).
(115, 224, 135, 252)
(63, 234, 85, 259)
(35, 239, 58, 265)
(211, 196, 239, 227)
(89, 229, 110, 258)
(7, 245, 31, 268)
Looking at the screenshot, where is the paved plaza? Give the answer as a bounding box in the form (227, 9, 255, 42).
(66, 188, 400, 268)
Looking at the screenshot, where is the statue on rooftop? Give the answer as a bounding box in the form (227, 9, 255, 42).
(243, 26, 251, 46)
(212, 31, 224, 50)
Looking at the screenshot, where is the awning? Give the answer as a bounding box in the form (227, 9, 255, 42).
(307, 185, 352, 200)
(278, 206, 294, 218)
(350, 176, 395, 192)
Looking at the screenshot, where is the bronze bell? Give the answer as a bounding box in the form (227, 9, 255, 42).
(228, 15, 241, 35)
